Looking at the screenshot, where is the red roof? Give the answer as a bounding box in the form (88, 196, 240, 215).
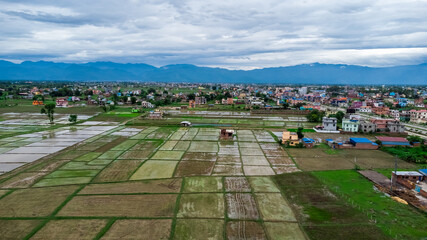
(376, 136, 408, 142)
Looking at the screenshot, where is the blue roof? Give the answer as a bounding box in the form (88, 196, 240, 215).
(419, 169, 427, 176)
(302, 138, 315, 143)
(325, 139, 333, 142)
(350, 138, 372, 143)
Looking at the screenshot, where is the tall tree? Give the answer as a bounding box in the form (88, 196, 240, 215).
(41, 103, 56, 124)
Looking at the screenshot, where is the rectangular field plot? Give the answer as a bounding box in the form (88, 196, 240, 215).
(173, 219, 223, 240)
(174, 141, 191, 151)
(293, 156, 355, 171)
(73, 152, 102, 162)
(182, 152, 217, 161)
(174, 161, 215, 177)
(264, 222, 305, 240)
(238, 142, 260, 148)
(255, 193, 296, 221)
(117, 150, 151, 160)
(266, 156, 294, 165)
(102, 219, 172, 240)
(93, 160, 142, 182)
(58, 194, 177, 217)
(111, 140, 139, 151)
(227, 221, 267, 240)
(177, 193, 224, 218)
(226, 193, 260, 220)
(130, 160, 177, 180)
(0, 220, 42, 240)
(243, 166, 275, 176)
(34, 177, 93, 187)
(45, 170, 99, 178)
(225, 177, 251, 192)
(0, 172, 47, 189)
(241, 155, 270, 166)
(273, 166, 301, 174)
(151, 150, 184, 160)
(188, 142, 218, 152)
(193, 135, 219, 141)
(97, 150, 124, 160)
(59, 162, 106, 170)
(239, 148, 264, 156)
(212, 165, 243, 176)
(31, 219, 107, 240)
(159, 140, 178, 150)
(183, 177, 223, 193)
(249, 177, 280, 192)
(217, 155, 241, 164)
(81, 178, 182, 194)
(130, 140, 161, 151)
(145, 127, 175, 139)
(218, 147, 240, 155)
(0, 186, 78, 217)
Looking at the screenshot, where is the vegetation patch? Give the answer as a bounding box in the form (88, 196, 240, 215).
(264, 222, 305, 240)
(45, 169, 99, 178)
(130, 160, 178, 180)
(34, 176, 93, 187)
(248, 177, 280, 193)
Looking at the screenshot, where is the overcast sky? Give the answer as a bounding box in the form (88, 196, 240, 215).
(1, 0, 427, 69)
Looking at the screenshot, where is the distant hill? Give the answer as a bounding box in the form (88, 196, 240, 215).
(0, 60, 426, 85)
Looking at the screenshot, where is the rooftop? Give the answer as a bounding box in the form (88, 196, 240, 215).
(393, 171, 423, 177)
(349, 137, 373, 144)
(376, 136, 409, 142)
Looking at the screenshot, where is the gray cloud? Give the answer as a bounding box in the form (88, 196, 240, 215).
(0, 0, 427, 69)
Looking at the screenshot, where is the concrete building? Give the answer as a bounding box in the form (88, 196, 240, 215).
(359, 120, 377, 133)
(322, 117, 337, 131)
(392, 171, 424, 182)
(282, 131, 299, 146)
(342, 118, 359, 132)
(56, 98, 68, 107)
(410, 109, 427, 124)
(195, 96, 207, 105)
(141, 101, 154, 108)
(189, 100, 195, 108)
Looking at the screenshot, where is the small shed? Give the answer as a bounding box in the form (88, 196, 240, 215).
(302, 138, 316, 148)
(349, 138, 378, 149)
(392, 171, 424, 182)
(220, 129, 234, 139)
(180, 121, 192, 127)
(376, 136, 410, 147)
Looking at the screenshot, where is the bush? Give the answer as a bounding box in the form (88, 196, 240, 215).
(382, 146, 427, 164)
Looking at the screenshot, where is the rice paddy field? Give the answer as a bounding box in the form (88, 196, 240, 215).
(1, 109, 426, 239)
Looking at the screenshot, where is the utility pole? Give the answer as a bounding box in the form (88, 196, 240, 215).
(391, 155, 398, 192)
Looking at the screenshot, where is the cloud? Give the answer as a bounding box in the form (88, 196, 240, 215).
(0, 0, 426, 69)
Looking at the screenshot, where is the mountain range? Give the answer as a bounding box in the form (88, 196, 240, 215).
(0, 60, 426, 85)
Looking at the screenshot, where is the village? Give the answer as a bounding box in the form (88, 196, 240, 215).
(0, 81, 426, 239)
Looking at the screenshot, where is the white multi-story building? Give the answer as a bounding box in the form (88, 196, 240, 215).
(410, 110, 427, 124)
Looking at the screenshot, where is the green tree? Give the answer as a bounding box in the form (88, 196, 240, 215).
(131, 96, 137, 104)
(68, 114, 77, 123)
(282, 103, 289, 109)
(306, 109, 325, 122)
(41, 103, 56, 124)
(297, 127, 304, 139)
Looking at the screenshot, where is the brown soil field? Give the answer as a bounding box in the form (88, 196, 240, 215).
(0, 185, 78, 217)
(92, 160, 143, 182)
(102, 219, 172, 240)
(0, 172, 47, 188)
(259, 143, 281, 150)
(174, 161, 215, 177)
(81, 178, 182, 194)
(32, 219, 107, 240)
(183, 177, 222, 193)
(27, 159, 69, 173)
(266, 156, 294, 165)
(226, 193, 260, 220)
(263, 149, 287, 157)
(227, 221, 267, 240)
(273, 166, 301, 174)
(264, 222, 306, 240)
(173, 219, 224, 240)
(293, 157, 355, 171)
(0, 220, 42, 239)
(305, 224, 390, 240)
(225, 177, 251, 192)
(217, 155, 241, 164)
(58, 194, 177, 217)
(182, 152, 217, 161)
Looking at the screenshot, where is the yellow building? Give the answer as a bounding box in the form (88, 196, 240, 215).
(282, 131, 299, 146)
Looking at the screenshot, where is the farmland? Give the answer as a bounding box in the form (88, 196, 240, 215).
(0, 109, 426, 239)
